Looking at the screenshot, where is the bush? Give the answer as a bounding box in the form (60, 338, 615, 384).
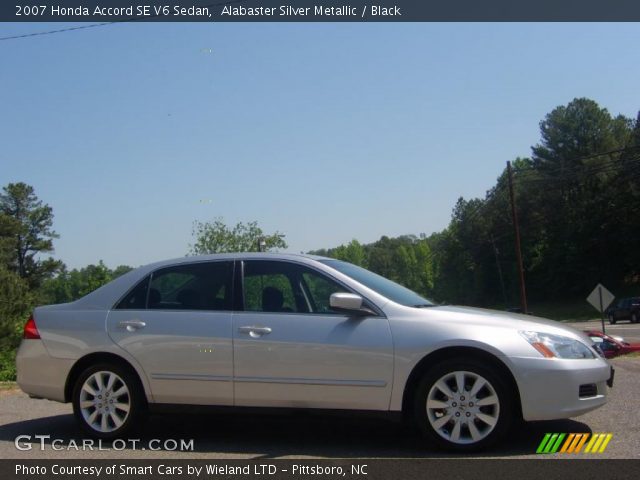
(0, 267, 33, 381)
(0, 347, 17, 381)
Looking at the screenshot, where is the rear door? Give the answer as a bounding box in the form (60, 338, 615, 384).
(107, 260, 235, 405)
(232, 260, 394, 410)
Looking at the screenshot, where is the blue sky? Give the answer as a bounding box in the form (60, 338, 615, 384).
(1, 22, 639, 269)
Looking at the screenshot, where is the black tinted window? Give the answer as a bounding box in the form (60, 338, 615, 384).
(116, 275, 150, 310)
(243, 261, 347, 314)
(148, 261, 233, 311)
(302, 271, 345, 314)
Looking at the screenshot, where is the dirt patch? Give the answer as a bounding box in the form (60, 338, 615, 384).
(0, 382, 19, 397)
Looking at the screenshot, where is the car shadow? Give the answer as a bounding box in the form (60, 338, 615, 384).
(0, 409, 592, 458)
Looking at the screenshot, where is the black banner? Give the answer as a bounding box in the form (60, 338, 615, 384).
(2, 0, 640, 22)
(4, 460, 640, 480)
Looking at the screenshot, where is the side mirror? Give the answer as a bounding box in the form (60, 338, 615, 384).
(330, 293, 367, 314)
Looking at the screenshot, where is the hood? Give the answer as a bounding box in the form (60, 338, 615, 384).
(424, 305, 591, 342)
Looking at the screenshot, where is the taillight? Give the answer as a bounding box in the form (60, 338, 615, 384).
(23, 315, 40, 339)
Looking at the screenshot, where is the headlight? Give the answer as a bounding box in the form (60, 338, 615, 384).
(520, 331, 596, 359)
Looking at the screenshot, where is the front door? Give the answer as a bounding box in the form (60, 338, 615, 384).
(107, 260, 235, 405)
(233, 260, 394, 410)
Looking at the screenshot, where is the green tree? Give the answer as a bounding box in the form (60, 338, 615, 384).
(332, 239, 368, 267)
(0, 183, 62, 288)
(190, 218, 287, 254)
(528, 99, 634, 296)
(39, 261, 133, 305)
(0, 266, 33, 380)
(314, 235, 435, 299)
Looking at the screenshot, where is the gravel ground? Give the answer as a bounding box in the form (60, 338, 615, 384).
(1, 356, 638, 460)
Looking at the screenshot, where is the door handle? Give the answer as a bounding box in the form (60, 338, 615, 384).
(238, 326, 272, 337)
(118, 320, 146, 332)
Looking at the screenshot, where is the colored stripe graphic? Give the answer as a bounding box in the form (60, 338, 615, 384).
(598, 434, 613, 453)
(585, 433, 599, 453)
(574, 433, 590, 453)
(559, 433, 575, 453)
(550, 433, 566, 453)
(537, 433, 613, 454)
(536, 433, 565, 453)
(567, 433, 585, 453)
(536, 433, 552, 453)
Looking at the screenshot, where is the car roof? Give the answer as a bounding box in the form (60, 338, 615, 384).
(142, 252, 330, 270)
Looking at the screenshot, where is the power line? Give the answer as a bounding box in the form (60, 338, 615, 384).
(513, 160, 640, 185)
(0, 0, 246, 42)
(512, 145, 640, 180)
(454, 148, 640, 227)
(0, 23, 114, 41)
(452, 154, 640, 262)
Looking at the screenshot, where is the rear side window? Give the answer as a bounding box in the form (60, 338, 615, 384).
(115, 262, 233, 311)
(149, 262, 233, 311)
(116, 275, 150, 310)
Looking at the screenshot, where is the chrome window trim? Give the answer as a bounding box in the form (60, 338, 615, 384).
(239, 258, 386, 318)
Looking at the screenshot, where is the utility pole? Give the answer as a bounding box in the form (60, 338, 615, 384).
(491, 234, 509, 308)
(257, 236, 266, 252)
(507, 161, 528, 314)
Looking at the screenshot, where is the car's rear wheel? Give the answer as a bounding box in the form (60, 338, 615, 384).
(414, 359, 513, 452)
(632, 313, 638, 324)
(72, 363, 145, 438)
(609, 315, 616, 325)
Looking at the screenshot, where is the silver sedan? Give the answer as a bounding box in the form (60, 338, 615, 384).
(16, 253, 612, 451)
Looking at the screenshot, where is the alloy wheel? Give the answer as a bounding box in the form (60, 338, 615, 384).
(79, 371, 131, 433)
(426, 370, 500, 445)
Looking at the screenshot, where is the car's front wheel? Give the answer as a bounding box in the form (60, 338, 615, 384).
(72, 363, 145, 438)
(414, 359, 513, 452)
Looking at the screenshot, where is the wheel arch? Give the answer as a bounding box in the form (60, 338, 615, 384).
(64, 352, 149, 404)
(401, 346, 523, 421)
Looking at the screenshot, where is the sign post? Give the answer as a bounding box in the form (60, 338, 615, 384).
(586, 284, 615, 334)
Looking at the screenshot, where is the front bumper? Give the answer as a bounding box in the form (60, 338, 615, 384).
(508, 356, 611, 421)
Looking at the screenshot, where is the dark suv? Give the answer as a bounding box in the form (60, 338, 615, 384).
(607, 297, 640, 324)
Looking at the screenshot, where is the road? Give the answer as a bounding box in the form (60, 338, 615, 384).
(566, 319, 640, 342)
(1, 354, 639, 459)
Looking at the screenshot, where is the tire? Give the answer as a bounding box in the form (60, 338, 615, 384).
(72, 363, 146, 439)
(632, 313, 638, 324)
(414, 358, 513, 452)
(609, 315, 616, 325)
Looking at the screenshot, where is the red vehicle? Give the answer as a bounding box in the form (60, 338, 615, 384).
(584, 330, 640, 358)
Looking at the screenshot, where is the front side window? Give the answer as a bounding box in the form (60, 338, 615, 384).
(243, 260, 347, 314)
(126, 261, 234, 311)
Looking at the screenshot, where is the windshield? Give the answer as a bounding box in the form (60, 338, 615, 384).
(320, 259, 435, 308)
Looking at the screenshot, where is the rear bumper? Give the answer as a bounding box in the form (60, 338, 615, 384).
(509, 356, 611, 421)
(16, 340, 73, 403)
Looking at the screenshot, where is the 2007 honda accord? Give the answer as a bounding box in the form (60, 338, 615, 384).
(16, 253, 613, 451)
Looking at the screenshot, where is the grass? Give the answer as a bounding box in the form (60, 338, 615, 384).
(485, 298, 605, 321)
(621, 351, 640, 358)
(526, 299, 602, 322)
